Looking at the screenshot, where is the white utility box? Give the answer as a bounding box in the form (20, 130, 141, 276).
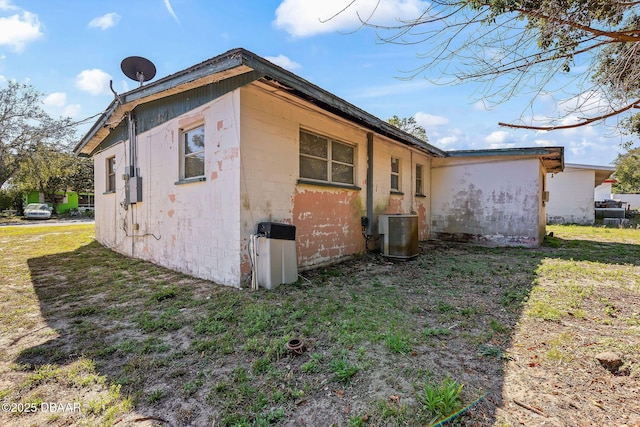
(256, 222, 298, 289)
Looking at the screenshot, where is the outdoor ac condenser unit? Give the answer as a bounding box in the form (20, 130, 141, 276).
(378, 214, 419, 259)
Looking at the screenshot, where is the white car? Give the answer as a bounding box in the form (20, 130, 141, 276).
(24, 203, 53, 220)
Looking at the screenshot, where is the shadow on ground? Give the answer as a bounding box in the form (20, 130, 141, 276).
(11, 232, 640, 426)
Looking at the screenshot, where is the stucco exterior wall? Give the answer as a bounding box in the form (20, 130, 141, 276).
(238, 84, 432, 277)
(93, 91, 243, 287)
(430, 157, 543, 246)
(546, 168, 595, 224)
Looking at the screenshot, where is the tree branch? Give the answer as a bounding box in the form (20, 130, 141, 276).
(514, 8, 640, 42)
(499, 98, 640, 130)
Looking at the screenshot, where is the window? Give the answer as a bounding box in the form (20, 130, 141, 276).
(43, 193, 65, 204)
(391, 157, 400, 191)
(299, 130, 355, 185)
(78, 194, 94, 208)
(106, 156, 116, 192)
(415, 164, 424, 195)
(181, 125, 205, 179)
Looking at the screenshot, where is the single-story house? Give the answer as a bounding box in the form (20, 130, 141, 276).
(546, 163, 615, 224)
(74, 48, 563, 288)
(24, 190, 95, 215)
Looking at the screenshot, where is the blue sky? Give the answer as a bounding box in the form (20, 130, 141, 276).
(0, 0, 631, 166)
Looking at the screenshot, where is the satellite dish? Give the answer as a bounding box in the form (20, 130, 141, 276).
(121, 56, 156, 86)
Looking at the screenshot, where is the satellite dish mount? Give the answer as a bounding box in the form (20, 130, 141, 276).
(121, 56, 157, 87)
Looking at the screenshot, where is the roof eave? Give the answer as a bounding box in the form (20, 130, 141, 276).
(447, 146, 565, 173)
(75, 48, 447, 158)
(241, 51, 447, 157)
(74, 49, 249, 155)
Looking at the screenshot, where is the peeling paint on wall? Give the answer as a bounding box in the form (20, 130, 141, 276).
(415, 201, 429, 240)
(386, 196, 404, 214)
(292, 188, 364, 267)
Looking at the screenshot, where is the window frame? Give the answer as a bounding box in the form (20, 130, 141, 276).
(299, 129, 356, 186)
(390, 157, 401, 192)
(106, 156, 116, 193)
(415, 163, 424, 196)
(180, 123, 206, 181)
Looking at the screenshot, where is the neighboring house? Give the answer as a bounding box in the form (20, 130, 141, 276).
(74, 48, 563, 288)
(595, 179, 616, 202)
(546, 163, 615, 224)
(612, 193, 640, 209)
(24, 190, 95, 215)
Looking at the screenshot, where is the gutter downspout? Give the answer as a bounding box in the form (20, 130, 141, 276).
(366, 132, 374, 236)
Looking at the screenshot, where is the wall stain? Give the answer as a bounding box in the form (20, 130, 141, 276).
(292, 188, 364, 267)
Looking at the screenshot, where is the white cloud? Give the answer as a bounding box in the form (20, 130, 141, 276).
(265, 54, 301, 71)
(62, 104, 80, 118)
(88, 12, 120, 30)
(274, 0, 429, 37)
(534, 139, 554, 147)
(415, 112, 449, 128)
(472, 100, 491, 111)
(484, 130, 510, 145)
(43, 92, 66, 107)
(0, 0, 18, 11)
(488, 142, 516, 149)
(76, 69, 112, 95)
(0, 9, 42, 52)
(0, 74, 6, 83)
(164, 0, 180, 23)
(437, 135, 459, 147)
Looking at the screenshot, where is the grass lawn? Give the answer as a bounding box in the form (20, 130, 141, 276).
(0, 223, 639, 426)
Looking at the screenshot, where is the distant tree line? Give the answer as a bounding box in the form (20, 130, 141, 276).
(0, 82, 91, 214)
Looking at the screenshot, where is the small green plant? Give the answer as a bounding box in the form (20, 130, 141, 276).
(252, 357, 273, 375)
(71, 306, 99, 317)
(347, 414, 368, 427)
(183, 379, 202, 397)
(150, 286, 178, 302)
(385, 332, 412, 355)
(330, 356, 360, 384)
(601, 298, 618, 317)
(376, 398, 408, 422)
(489, 319, 510, 334)
(301, 353, 322, 373)
(422, 327, 451, 338)
(543, 235, 562, 248)
(478, 343, 504, 359)
(146, 389, 166, 404)
(526, 296, 562, 321)
(436, 301, 455, 313)
(418, 376, 464, 423)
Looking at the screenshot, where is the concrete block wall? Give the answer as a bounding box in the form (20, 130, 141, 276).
(430, 157, 543, 246)
(93, 92, 244, 287)
(239, 84, 433, 276)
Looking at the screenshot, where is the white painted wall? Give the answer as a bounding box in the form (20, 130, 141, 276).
(546, 167, 595, 224)
(93, 91, 243, 287)
(595, 182, 613, 201)
(430, 157, 544, 246)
